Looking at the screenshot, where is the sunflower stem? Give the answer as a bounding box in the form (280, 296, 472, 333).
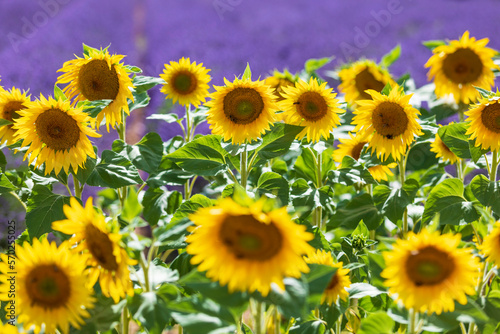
(73, 175, 82, 199)
(408, 309, 417, 334)
(118, 109, 127, 142)
(274, 306, 281, 334)
(8, 191, 27, 211)
(139, 251, 151, 292)
(480, 265, 496, 296)
(137, 182, 147, 193)
(458, 102, 467, 123)
(489, 150, 498, 182)
(398, 156, 409, 237)
(240, 144, 248, 190)
(252, 299, 264, 334)
(185, 104, 192, 142)
(335, 314, 342, 334)
(121, 306, 130, 334)
(314, 148, 325, 230)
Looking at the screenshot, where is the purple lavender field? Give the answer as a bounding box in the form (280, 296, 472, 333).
(1, 0, 499, 242)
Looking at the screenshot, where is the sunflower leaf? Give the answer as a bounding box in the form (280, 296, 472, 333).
(124, 65, 143, 73)
(128, 292, 172, 334)
(373, 179, 419, 224)
(0, 173, 17, 193)
(474, 86, 493, 99)
(379, 44, 401, 68)
(80, 99, 113, 118)
(422, 40, 446, 51)
(304, 57, 333, 74)
(132, 76, 166, 94)
(380, 82, 392, 96)
(437, 122, 471, 159)
(358, 312, 395, 334)
(82, 43, 102, 56)
(86, 150, 143, 188)
(242, 63, 252, 80)
(470, 174, 500, 216)
(142, 187, 169, 226)
(256, 123, 304, 160)
(256, 171, 289, 205)
(129, 90, 151, 111)
(0, 119, 13, 127)
(53, 84, 66, 101)
(328, 193, 382, 231)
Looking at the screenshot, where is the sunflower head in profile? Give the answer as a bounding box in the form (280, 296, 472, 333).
(304, 249, 351, 304)
(333, 132, 396, 182)
(160, 57, 211, 108)
(352, 85, 423, 161)
(479, 221, 500, 267)
(52, 197, 136, 303)
(206, 77, 278, 145)
(186, 198, 314, 296)
(0, 238, 95, 334)
(0, 87, 30, 145)
(381, 229, 480, 315)
(338, 60, 396, 107)
(57, 47, 134, 131)
(280, 78, 344, 143)
(12, 95, 100, 175)
(430, 129, 460, 164)
(425, 31, 498, 104)
(465, 93, 500, 152)
(264, 69, 297, 102)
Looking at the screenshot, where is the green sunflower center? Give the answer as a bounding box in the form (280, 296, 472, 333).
(219, 214, 283, 261)
(26, 264, 70, 309)
(296, 91, 328, 121)
(36, 108, 81, 151)
(78, 59, 120, 101)
(351, 141, 368, 160)
(355, 68, 386, 100)
(442, 48, 483, 84)
(405, 246, 455, 286)
(481, 102, 500, 133)
(172, 71, 197, 95)
(223, 88, 264, 125)
(2, 101, 25, 125)
(85, 224, 119, 271)
(372, 102, 408, 139)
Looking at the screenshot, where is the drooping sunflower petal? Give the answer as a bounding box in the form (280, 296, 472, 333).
(479, 221, 500, 267)
(430, 130, 460, 164)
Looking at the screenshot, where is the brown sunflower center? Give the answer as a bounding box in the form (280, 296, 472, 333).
(223, 88, 264, 125)
(274, 79, 294, 101)
(85, 224, 119, 271)
(2, 101, 26, 124)
(372, 102, 408, 139)
(78, 59, 120, 101)
(442, 48, 483, 84)
(219, 214, 283, 261)
(351, 141, 368, 160)
(296, 91, 328, 121)
(26, 264, 70, 309)
(36, 108, 81, 151)
(326, 272, 340, 291)
(172, 71, 197, 95)
(480, 103, 500, 133)
(405, 246, 455, 286)
(355, 68, 386, 100)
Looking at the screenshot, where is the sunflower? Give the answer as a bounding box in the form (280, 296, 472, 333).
(52, 197, 135, 303)
(12, 95, 100, 175)
(265, 70, 297, 121)
(160, 57, 211, 108)
(0, 323, 21, 334)
(0, 87, 30, 145)
(381, 229, 480, 314)
(465, 93, 500, 151)
(186, 198, 314, 296)
(430, 131, 459, 164)
(280, 78, 344, 143)
(338, 60, 396, 107)
(206, 77, 278, 145)
(352, 85, 422, 161)
(57, 48, 134, 131)
(479, 221, 500, 267)
(304, 249, 351, 304)
(425, 31, 498, 105)
(0, 238, 94, 334)
(333, 132, 396, 182)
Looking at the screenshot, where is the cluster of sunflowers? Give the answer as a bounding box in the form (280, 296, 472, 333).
(1, 31, 500, 334)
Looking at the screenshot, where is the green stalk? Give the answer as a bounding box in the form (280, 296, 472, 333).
(489, 150, 498, 182)
(9, 191, 27, 211)
(73, 175, 83, 199)
(335, 314, 343, 334)
(398, 155, 409, 237)
(408, 309, 417, 334)
(253, 300, 264, 334)
(240, 144, 248, 190)
(121, 306, 130, 334)
(274, 307, 281, 334)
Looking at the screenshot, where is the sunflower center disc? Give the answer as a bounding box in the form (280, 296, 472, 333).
(36, 108, 81, 151)
(85, 224, 119, 271)
(26, 264, 70, 309)
(219, 214, 283, 261)
(296, 91, 328, 121)
(481, 103, 500, 133)
(172, 71, 197, 95)
(405, 246, 454, 286)
(351, 141, 368, 160)
(372, 102, 408, 139)
(326, 272, 340, 291)
(3, 101, 25, 123)
(442, 48, 483, 84)
(354, 68, 386, 100)
(78, 59, 120, 101)
(223, 88, 264, 124)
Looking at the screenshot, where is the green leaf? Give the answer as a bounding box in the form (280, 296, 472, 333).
(347, 283, 386, 299)
(86, 150, 142, 188)
(329, 193, 382, 231)
(81, 295, 126, 333)
(153, 219, 192, 250)
(242, 63, 252, 80)
(475, 86, 493, 99)
(134, 258, 179, 290)
(142, 187, 168, 226)
(437, 122, 471, 159)
(0, 173, 17, 193)
(290, 319, 325, 334)
(256, 172, 289, 205)
(257, 123, 304, 160)
(373, 179, 419, 224)
(120, 187, 142, 223)
(124, 65, 142, 73)
(82, 43, 106, 56)
(379, 44, 401, 68)
(0, 150, 6, 171)
(294, 148, 318, 185)
(171, 194, 214, 223)
(53, 84, 66, 101)
(166, 135, 228, 176)
(422, 40, 446, 50)
(254, 278, 308, 318)
(422, 178, 479, 225)
(305, 57, 332, 73)
(352, 220, 369, 239)
(380, 82, 392, 96)
(132, 75, 166, 94)
(359, 312, 395, 334)
(80, 99, 113, 118)
(147, 113, 179, 124)
(291, 183, 334, 219)
(26, 185, 73, 239)
(129, 292, 171, 334)
(129, 90, 151, 112)
(305, 264, 338, 297)
(147, 157, 194, 187)
(470, 174, 500, 216)
(0, 119, 13, 127)
(74, 147, 97, 184)
(328, 156, 377, 186)
(167, 191, 183, 214)
(127, 132, 163, 173)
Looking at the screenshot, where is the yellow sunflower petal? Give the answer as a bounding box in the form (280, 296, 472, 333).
(480, 221, 500, 267)
(0, 87, 31, 146)
(465, 94, 500, 151)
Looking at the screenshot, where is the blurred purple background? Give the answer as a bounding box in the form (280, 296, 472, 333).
(1, 0, 499, 241)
